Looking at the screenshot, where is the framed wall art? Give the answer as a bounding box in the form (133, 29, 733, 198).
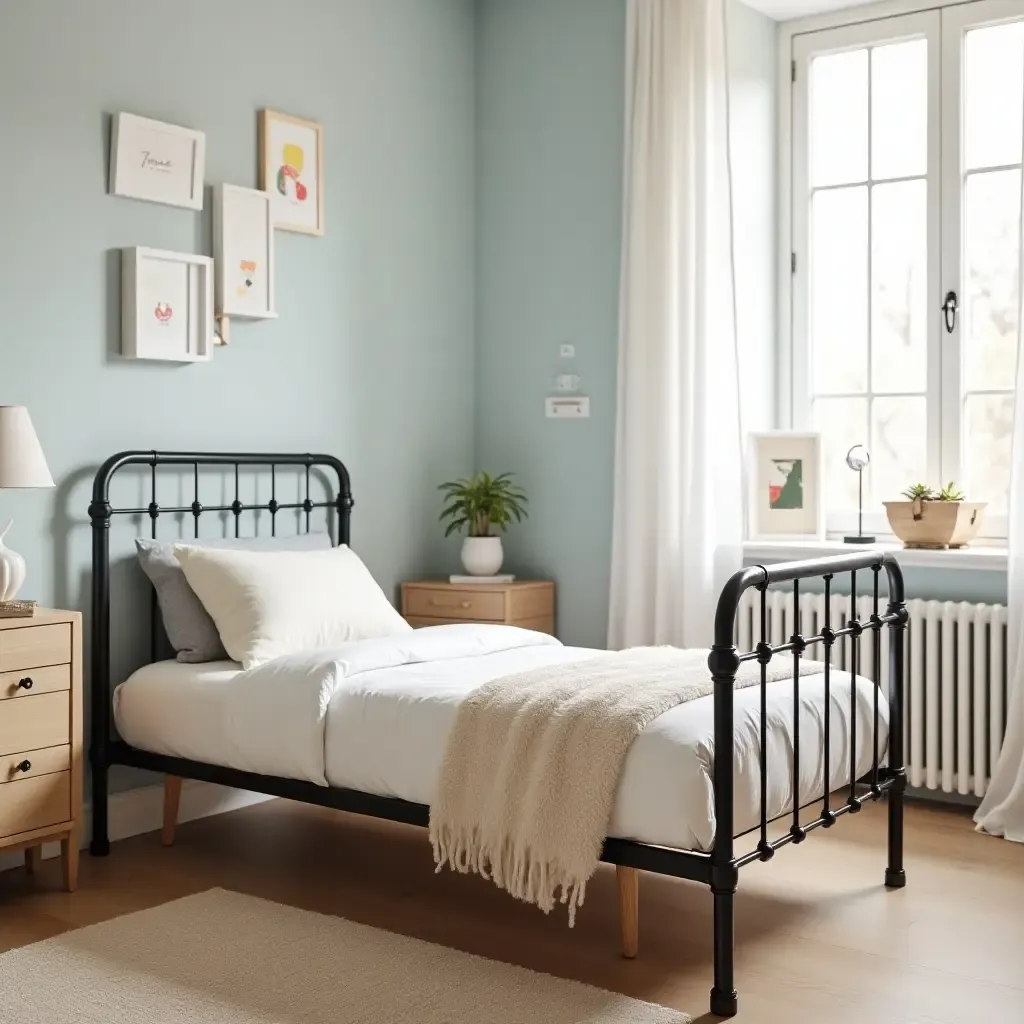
(213, 184, 276, 322)
(109, 113, 205, 210)
(121, 247, 213, 362)
(258, 109, 323, 235)
(747, 432, 824, 541)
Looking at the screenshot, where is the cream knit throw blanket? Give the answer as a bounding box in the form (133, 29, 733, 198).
(430, 646, 824, 924)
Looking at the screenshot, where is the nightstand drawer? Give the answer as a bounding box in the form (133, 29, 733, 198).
(0, 770, 70, 840)
(0, 692, 69, 757)
(0, 623, 72, 674)
(0, 744, 70, 784)
(404, 588, 506, 622)
(0, 663, 71, 701)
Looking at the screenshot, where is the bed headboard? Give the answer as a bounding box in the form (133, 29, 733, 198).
(88, 449, 352, 777)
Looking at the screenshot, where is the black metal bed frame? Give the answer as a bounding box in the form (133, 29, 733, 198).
(88, 450, 908, 1019)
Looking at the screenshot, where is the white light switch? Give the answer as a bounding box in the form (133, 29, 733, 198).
(559, 344, 575, 359)
(546, 396, 590, 418)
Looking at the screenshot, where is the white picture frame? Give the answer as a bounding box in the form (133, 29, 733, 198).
(747, 432, 824, 541)
(121, 247, 213, 362)
(213, 184, 277, 320)
(109, 112, 205, 210)
(258, 109, 324, 235)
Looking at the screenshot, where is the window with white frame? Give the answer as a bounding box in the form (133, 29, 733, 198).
(790, 0, 1023, 539)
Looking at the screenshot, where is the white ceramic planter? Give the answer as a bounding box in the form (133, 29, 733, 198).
(461, 536, 504, 576)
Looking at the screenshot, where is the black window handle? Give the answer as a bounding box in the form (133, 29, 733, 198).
(942, 291, 958, 334)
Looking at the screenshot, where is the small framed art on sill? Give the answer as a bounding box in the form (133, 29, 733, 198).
(747, 432, 823, 541)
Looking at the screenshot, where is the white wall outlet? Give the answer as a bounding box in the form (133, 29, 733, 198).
(546, 396, 590, 418)
(554, 373, 581, 392)
(559, 343, 575, 358)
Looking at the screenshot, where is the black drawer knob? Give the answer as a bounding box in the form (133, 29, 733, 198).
(16, 760, 31, 773)
(17, 677, 33, 690)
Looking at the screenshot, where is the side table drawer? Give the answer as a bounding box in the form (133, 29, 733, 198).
(0, 623, 72, 674)
(0, 771, 70, 840)
(0, 692, 70, 757)
(403, 588, 506, 622)
(1, 744, 70, 784)
(0, 664, 71, 701)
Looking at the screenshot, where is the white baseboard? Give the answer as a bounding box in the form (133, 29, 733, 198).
(0, 780, 273, 873)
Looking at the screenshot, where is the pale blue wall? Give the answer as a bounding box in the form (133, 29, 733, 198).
(475, 0, 783, 647)
(0, 0, 476, 605)
(1, 0, 477, 790)
(475, 0, 626, 649)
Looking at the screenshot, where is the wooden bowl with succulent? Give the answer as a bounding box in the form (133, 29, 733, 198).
(883, 483, 987, 549)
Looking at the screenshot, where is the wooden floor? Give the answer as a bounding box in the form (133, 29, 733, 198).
(1, 797, 1022, 1023)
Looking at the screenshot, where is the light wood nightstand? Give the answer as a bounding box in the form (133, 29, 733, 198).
(0, 609, 82, 890)
(401, 580, 555, 635)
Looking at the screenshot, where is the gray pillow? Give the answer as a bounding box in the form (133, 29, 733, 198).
(136, 533, 333, 663)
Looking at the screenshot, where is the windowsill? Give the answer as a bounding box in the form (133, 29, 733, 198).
(743, 538, 1008, 572)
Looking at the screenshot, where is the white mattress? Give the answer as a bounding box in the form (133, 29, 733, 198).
(114, 626, 888, 852)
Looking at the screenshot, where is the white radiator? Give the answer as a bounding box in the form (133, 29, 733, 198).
(736, 590, 1007, 798)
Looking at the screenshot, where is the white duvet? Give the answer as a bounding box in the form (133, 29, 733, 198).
(114, 624, 888, 852)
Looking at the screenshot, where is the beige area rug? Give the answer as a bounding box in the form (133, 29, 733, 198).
(0, 888, 690, 1023)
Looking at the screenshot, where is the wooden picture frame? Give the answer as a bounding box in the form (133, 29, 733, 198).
(747, 432, 824, 541)
(213, 185, 277, 320)
(109, 113, 205, 211)
(121, 247, 213, 362)
(258, 109, 324, 235)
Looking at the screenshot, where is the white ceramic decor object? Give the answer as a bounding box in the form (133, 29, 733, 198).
(0, 406, 55, 602)
(461, 536, 504, 577)
(0, 521, 26, 601)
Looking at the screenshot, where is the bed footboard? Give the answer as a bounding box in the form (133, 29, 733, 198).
(707, 551, 907, 1017)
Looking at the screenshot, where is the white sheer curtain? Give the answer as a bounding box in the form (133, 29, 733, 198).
(975, 267, 1024, 842)
(607, 0, 743, 650)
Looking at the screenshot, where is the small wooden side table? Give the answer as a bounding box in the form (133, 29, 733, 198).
(0, 609, 83, 890)
(401, 580, 555, 635)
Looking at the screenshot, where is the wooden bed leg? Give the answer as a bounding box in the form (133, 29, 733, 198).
(616, 865, 639, 959)
(162, 775, 183, 847)
(61, 834, 79, 892)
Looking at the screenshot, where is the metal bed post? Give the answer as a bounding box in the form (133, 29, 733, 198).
(708, 568, 757, 1019)
(884, 559, 908, 888)
(88, 478, 114, 856)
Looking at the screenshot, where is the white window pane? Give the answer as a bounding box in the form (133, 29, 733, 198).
(871, 396, 927, 502)
(814, 397, 868, 512)
(811, 49, 868, 187)
(964, 393, 1014, 512)
(872, 180, 927, 393)
(964, 170, 1020, 391)
(812, 187, 868, 393)
(964, 22, 1024, 171)
(871, 39, 928, 180)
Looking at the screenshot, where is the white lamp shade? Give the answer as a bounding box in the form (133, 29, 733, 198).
(0, 406, 54, 488)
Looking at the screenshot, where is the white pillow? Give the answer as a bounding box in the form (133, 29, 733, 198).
(173, 544, 412, 669)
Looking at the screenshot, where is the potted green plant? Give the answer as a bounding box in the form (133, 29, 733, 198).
(438, 472, 528, 576)
(883, 482, 987, 549)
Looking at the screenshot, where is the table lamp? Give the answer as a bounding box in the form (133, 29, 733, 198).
(0, 406, 54, 601)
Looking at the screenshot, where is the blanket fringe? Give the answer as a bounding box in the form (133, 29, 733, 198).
(431, 824, 588, 926)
